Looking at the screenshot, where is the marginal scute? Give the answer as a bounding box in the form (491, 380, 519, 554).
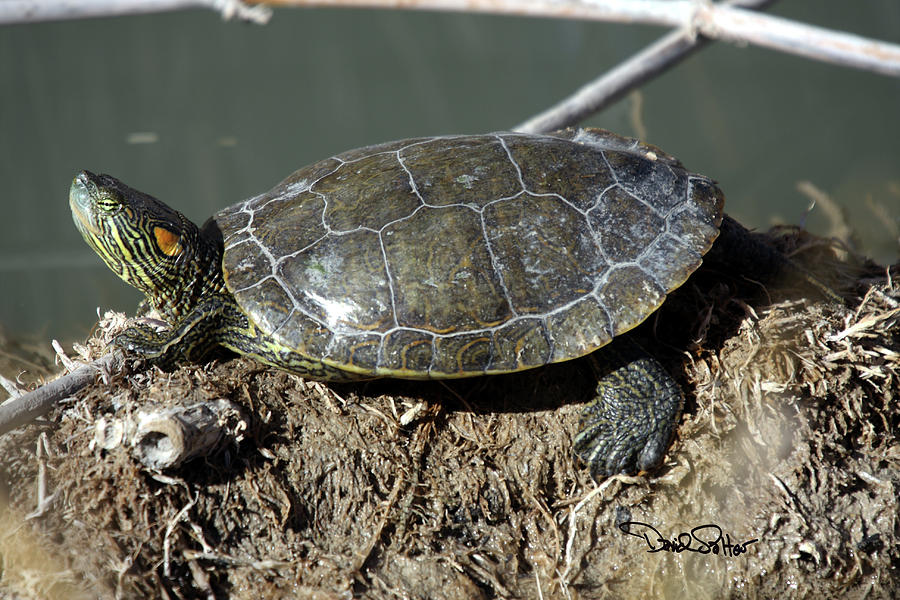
(546, 295, 613, 362)
(638, 234, 702, 291)
(597, 266, 667, 336)
(224, 239, 275, 293)
(431, 333, 493, 375)
(273, 309, 334, 364)
(210, 209, 249, 242)
(381, 329, 434, 372)
(687, 176, 726, 226)
(489, 318, 551, 371)
(667, 205, 721, 254)
(326, 332, 383, 371)
(216, 128, 725, 377)
(232, 277, 293, 335)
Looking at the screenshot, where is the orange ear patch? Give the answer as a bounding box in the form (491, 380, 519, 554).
(154, 226, 182, 257)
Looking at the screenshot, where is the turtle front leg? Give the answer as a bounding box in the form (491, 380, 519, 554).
(117, 292, 370, 381)
(115, 294, 235, 369)
(574, 346, 684, 478)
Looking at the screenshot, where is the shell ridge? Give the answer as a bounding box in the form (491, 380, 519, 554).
(610, 169, 669, 221)
(586, 187, 614, 267)
(377, 229, 400, 341)
(395, 149, 427, 206)
(481, 136, 525, 325)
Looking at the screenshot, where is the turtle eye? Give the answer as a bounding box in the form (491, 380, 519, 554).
(94, 188, 125, 214)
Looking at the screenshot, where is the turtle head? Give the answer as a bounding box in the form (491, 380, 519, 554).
(70, 170, 209, 318)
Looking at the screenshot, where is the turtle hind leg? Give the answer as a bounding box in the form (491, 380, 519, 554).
(710, 215, 844, 304)
(574, 347, 683, 478)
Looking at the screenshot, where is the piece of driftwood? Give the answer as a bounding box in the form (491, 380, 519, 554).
(95, 399, 250, 469)
(0, 350, 125, 437)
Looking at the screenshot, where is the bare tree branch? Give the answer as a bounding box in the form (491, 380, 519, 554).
(258, 0, 900, 78)
(694, 3, 900, 77)
(0, 351, 125, 436)
(516, 0, 778, 133)
(0, 0, 271, 24)
(3, 0, 898, 80)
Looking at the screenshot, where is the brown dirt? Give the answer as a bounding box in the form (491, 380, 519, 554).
(1, 228, 898, 599)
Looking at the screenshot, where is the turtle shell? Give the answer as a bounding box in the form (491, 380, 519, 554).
(212, 128, 724, 378)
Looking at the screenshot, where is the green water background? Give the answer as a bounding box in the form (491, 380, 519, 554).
(1, 2, 898, 343)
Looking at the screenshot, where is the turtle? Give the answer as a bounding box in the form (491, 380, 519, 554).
(70, 127, 733, 477)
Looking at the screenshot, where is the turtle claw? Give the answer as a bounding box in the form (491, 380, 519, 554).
(574, 352, 683, 478)
(115, 324, 160, 355)
(114, 323, 183, 370)
(113, 325, 154, 356)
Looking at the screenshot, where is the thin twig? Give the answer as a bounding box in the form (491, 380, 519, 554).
(0, 350, 126, 436)
(0, 0, 271, 24)
(51, 339, 79, 373)
(560, 474, 641, 583)
(25, 433, 57, 520)
(164, 491, 199, 577)
(352, 475, 404, 572)
(0, 373, 23, 400)
(181, 549, 292, 569)
(517, 0, 779, 133)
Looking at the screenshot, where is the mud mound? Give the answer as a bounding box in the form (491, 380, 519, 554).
(1, 230, 898, 599)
